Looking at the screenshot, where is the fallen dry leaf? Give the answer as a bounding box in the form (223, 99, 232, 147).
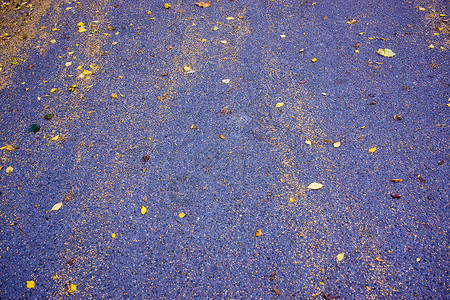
(305, 140, 312, 145)
(51, 202, 63, 211)
(222, 79, 230, 84)
(195, 1, 210, 8)
(219, 135, 226, 139)
(221, 107, 230, 114)
(0, 144, 14, 151)
(275, 102, 284, 108)
(111, 232, 116, 238)
(391, 194, 401, 199)
(273, 287, 281, 295)
(368, 147, 377, 153)
(111, 93, 118, 99)
(255, 229, 262, 237)
(141, 206, 147, 215)
(336, 252, 345, 262)
(270, 271, 276, 281)
(390, 179, 403, 183)
(179, 212, 186, 218)
(26, 281, 35, 289)
(6, 166, 13, 174)
(346, 18, 358, 25)
(375, 257, 385, 262)
(63, 190, 75, 203)
(308, 182, 324, 190)
(376, 48, 396, 57)
(333, 141, 341, 148)
(67, 283, 77, 293)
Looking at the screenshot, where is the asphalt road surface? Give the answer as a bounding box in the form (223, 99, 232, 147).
(0, 0, 449, 299)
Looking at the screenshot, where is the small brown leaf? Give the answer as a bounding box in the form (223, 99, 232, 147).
(346, 18, 358, 25)
(195, 1, 210, 8)
(142, 155, 149, 163)
(219, 134, 226, 139)
(375, 257, 385, 262)
(417, 175, 426, 183)
(355, 43, 360, 49)
(220, 107, 230, 114)
(393, 114, 402, 120)
(106, 25, 115, 31)
(273, 287, 281, 296)
(391, 194, 401, 199)
(270, 271, 276, 281)
(390, 179, 403, 183)
(63, 190, 75, 203)
(166, 46, 173, 50)
(190, 124, 198, 130)
(298, 80, 307, 84)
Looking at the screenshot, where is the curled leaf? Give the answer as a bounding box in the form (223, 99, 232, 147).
(368, 147, 377, 153)
(26, 281, 35, 289)
(336, 252, 345, 262)
(67, 283, 77, 293)
(390, 179, 403, 183)
(255, 229, 262, 237)
(195, 1, 210, 8)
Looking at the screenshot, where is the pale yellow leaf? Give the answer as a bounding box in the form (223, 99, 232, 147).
(179, 212, 186, 218)
(226, 17, 235, 20)
(305, 140, 312, 145)
(336, 252, 345, 262)
(376, 48, 396, 57)
(275, 102, 284, 108)
(6, 166, 13, 174)
(51, 202, 63, 211)
(308, 182, 324, 190)
(222, 79, 230, 84)
(183, 66, 192, 72)
(141, 206, 147, 215)
(333, 141, 341, 148)
(220, 40, 227, 44)
(26, 281, 35, 289)
(1, 144, 14, 151)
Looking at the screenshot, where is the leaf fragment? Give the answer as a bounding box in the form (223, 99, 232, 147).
(1, 144, 14, 151)
(63, 190, 75, 203)
(273, 287, 281, 295)
(368, 147, 377, 153)
(255, 229, 262, 237)
(346, 18, 358, 25)
(111, 233, 116, 238)
(375, 257, 385, 262)
(222, 79, 230, 84)
(311, 58, 317, 63)
(305, 140, 312, 145)
(179, 212, 186, 218)
(51, 202, 63, 211)
(275, 102, 284, 108)
(333, 141, 341, 148)
(390, 194, 401, 199)
(141, 206, 147, 215)
(308, 182, 324, 190)
(220, 40, 227, 44)
(26, 281, 35, 289)
(44, 113, 54, 120)
(111, 93, 118, 99)
(219, 134, 226, 139)
(336, 252, 345, 262)
(195, 1, 210, 8)
(376, 48, 396, 57)
(6, 166, 13, 174)
(390, 179, 403, 183)
(164, 3, 171, 9)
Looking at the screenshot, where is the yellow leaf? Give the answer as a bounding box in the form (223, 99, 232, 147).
(212, 26, 219, 31)
(50, 88, 56, 93)
(26, 281, 35, 289)
(416, 258, 421, 262)
(376, 48, 396, 57)
(305, 140, 312, 145)
(78, 27, 87, 33)
(366, 286, 371, 291)
(179, 212, 186, 218)
(82, 70, 92, 76)
(311, 58, 317, 62)
(336, 252, 345, 262)
(141, 206, 147, 215)
(289, 197, 295, 203)
(220, 40, 227, 44)
(1, 144, 14, 151)
(164, 3, 171, 9)
(368, 147, 377, 153)
(67, 283, 77, 293)
(51, 202, 63, 211)
(333, 141, 341, 148)
(428, 44, 435, 49)
(51, 135, 60, 141)
(417, 6, 426, 11)
(183, 66, 192, 72)
(308, 182, 324, 190)
(77, 22, 85, 27)
(255, 229, 262, 237)
(6, 166, 13, 174)
(219, 135, 225, 139)
(111, 233, 116, 238)
(275, 102, 284, 108)
(50, 39, 56, 44)
(280, 34, 286, 38)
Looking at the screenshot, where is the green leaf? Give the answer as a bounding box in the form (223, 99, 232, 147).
(376, 48, 396, 57)
(30, 124, 40, 133)
(44, 113, 54, 120)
